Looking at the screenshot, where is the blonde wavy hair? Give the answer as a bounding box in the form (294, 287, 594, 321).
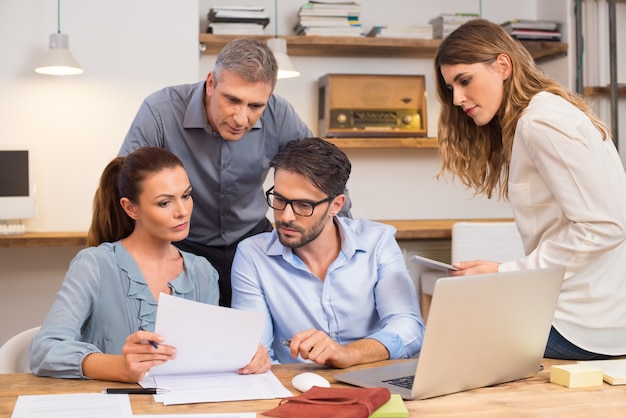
(434, 19, 609, 200)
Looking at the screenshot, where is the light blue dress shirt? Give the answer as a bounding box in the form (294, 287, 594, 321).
(30, 241, 219, 378)
(231, 217, 424, 364)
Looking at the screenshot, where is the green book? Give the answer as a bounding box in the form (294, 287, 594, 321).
(370, 394, 409, 417)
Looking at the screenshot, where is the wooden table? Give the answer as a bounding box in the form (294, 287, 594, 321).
(2, 359, 626, 417)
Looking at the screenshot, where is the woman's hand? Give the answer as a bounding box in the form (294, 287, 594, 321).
(82, 329, 176, 382)
(120, 330, 177, 382)
(450, 260, 499, 276)
(238, 344, 271, 375)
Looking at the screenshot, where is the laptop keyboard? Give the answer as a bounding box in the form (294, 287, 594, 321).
(382, 375, 415, 389)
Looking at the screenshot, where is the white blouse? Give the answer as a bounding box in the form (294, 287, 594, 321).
(500, 91, 626, 355)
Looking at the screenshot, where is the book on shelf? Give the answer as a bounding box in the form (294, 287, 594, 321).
(208, 7, 268, 20)
(429, 12, 480, 38)
(295, 1, 362, 36)
(579, 359, 626, 385)
(501, 19, 559, 31)
(207, 16, 270, 28)
(209, 5, 265, 11)
(508, 28, 561, 41)
(501, 19, 561, 41)
(297, 26, 363, 36)
(429, 12, 480, 25)
(297, 15, 360, 27)
(298, 1, 362, 17)
(206, 5, 270, 33)
(367, 25, 433, 39)
(207, 22, 267, 35)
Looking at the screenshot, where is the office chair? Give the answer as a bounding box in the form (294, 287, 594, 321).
(0, 326, 41, 373)
(419, 221, 525, 322)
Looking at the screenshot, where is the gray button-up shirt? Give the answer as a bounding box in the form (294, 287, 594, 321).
(119, 81, 313, 246)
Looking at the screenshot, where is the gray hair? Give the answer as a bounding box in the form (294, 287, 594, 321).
(213, 38, 278, 90)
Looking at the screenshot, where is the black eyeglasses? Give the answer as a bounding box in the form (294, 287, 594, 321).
(265, 186, 335, 217)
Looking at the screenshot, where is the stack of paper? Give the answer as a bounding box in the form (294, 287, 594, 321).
(139, 294, 292, 405)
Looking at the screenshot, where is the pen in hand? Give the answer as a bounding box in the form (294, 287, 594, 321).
(282, 338, 313, 353)
(138, 326, 159, 349)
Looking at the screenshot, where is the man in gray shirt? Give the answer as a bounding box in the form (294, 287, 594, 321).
(119, 38, 349, 307)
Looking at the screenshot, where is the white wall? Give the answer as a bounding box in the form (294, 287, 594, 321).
(0, 0, 574, 345)
(0, 0, 200, 345)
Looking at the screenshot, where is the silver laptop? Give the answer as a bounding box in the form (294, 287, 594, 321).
(334, 267, 565, 400)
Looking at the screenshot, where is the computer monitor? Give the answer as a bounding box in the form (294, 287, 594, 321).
(0, 146, 36, 221)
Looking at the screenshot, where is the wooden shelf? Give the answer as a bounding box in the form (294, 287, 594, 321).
(0, 219, 514, 247)
(326, 137, 438, 149)
(518, 40, 568, 63)
(0, 232, 87, 248)
(583, 85, 626, 97)
(199, 35, 567, 149)
(199, 34, 568, 62)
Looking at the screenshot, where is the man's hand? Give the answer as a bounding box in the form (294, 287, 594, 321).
(238, 344, 271, 375)
(287, 329, 388, 369)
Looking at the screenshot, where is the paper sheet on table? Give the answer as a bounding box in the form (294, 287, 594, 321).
(11, 393, 132, 418)
(150, 293, 265, 375)
(150, 371, 293, 405)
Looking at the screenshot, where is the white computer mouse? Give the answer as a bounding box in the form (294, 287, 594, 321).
(291, 372, 331, 392)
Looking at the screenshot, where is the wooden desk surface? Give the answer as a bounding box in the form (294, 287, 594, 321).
(2, 359, 626, 417)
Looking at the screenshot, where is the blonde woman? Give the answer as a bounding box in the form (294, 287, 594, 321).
(434, 19, 626, 360)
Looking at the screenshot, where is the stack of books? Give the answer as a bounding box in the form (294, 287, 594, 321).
(367, 25, 433, 39)
(295, 1, 363, 37)
(501, 19, 561, 41)
(429, 12, 479, 38)
(206, 6, 270, 35)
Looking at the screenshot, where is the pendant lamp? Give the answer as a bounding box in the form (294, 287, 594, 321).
(35, 0, 83, 76)
(267, 0, 300, 79)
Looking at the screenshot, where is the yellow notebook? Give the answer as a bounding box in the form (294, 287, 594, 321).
(370, 394, 409, 418)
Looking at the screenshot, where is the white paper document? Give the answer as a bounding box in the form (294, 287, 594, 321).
(140, 293, 292, 405)
(11, 393, 132, 418)
(151, 293, 264, 375)
(150, 371, 293, 405)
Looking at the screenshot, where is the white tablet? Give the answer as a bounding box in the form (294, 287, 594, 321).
(409, 255, 459, 272)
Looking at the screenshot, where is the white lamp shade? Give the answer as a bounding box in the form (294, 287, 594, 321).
(35, 33, 83, 76)
(267, 38, 300, 79)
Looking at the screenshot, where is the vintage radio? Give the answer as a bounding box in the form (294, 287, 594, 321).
(318, 74, 427, 138)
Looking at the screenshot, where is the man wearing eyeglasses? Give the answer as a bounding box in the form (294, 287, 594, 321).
(231, 137, 424, 368)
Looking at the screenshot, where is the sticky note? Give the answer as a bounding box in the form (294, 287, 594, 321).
(370, 393, 409, 418)
(550, 363, 604, 388)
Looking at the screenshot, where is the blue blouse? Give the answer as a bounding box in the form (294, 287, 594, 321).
(30, 241, 219, 378)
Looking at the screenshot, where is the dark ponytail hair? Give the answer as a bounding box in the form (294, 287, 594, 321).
(87, 147, 184, 246)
